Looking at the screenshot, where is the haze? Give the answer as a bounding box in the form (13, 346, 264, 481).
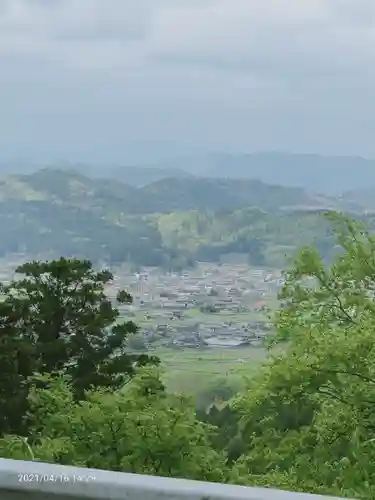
(0, 0, 375, 163)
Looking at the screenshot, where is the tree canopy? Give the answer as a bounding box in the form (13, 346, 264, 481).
(0, 257, 158, 435)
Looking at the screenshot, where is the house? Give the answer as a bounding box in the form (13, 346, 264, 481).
(253, 300, 267, 311)
(204, 336, 250, 348)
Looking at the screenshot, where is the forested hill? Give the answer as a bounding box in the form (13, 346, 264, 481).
(140, 177, 338, 213)
(0, 168, 367, 267)
(0, 168, 338, 214)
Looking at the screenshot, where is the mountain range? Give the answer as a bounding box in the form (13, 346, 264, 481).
(0, 168, 344, 215)
(0, 167, 370, 270)
(144, 152, 375, 196)
(2, 152, 375, 196)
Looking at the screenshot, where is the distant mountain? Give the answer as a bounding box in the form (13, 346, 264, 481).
(103, 165, 193, 186)
(73, 163, 193, 186)
(341, 187, 375, 212)
(0, 167, 373, 270)
(4, 152, 375, 195)
(141, 177, 339, 214)
(204, 152, 375, 195)
(0, 169, 341, 215)
(1, 168, 144, 212)
(145, 152, 375, 196)
(0, 160, 193, 187)
(0, 169, 168, 265)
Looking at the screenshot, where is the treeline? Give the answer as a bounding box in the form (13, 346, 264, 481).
(0, 200, 176, 268)
(1, 212, 375, 497)
(0, 196, 339, 270)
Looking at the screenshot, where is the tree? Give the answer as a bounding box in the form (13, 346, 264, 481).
(275, 211, 375, 342)
(0, 257, 158, 436)
(0, 369, 226, 482)
(229, 213, 375, 497)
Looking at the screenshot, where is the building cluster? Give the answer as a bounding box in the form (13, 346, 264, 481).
(107, 263, 284, 351)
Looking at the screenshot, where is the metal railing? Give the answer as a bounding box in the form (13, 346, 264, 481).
(0, 458, 348, 500)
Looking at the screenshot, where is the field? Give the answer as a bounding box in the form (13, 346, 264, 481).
(114, 262, 283, 399)
(153, 345, 269, 394)
(125, 305, 274, 330)
(126, 307, 273, 395)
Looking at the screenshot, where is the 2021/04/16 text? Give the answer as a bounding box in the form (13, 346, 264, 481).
(18, 473, 96, 483)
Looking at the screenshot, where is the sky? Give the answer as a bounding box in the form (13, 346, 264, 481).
(0, 0, 375, 164)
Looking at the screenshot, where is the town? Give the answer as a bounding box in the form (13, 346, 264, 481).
(107, 263, 284, 352)
(0, 256, 284, 390)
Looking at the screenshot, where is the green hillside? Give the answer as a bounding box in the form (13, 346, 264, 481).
(0, 169, 340, 212)
(152, 207, 336, 268)
(140, 177, 338, 213)
(0, 168, 361, 268)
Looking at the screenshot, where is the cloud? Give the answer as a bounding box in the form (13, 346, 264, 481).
(149, 1, 375, 83)
(0, 0, 158, 70)
(0, 0, 156, 40)
(0, 0, 219, 69)
(1, 0, 374, 82)
(0, 0, 375, 161)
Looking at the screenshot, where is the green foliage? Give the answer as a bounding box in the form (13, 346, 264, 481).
(156, 207, 336, 267)
(275, 211, 375, 342)
(0, 257, 158, 435)
(195, 376, 244, 410)
(0, 369, 225, 481)
(230, 212, 375, 497)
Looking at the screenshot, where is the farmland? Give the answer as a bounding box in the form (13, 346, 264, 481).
(109, 262, 283, 393)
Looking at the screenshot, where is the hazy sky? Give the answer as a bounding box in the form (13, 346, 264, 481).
(1, 0, 375, 163)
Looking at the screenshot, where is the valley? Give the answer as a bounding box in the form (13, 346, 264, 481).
(96, 262, 280, 394)
(1, 162, 375, 496)
(0, 166, 374, 399)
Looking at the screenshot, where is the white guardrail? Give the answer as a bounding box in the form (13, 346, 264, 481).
(0, 458, 349, 500)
